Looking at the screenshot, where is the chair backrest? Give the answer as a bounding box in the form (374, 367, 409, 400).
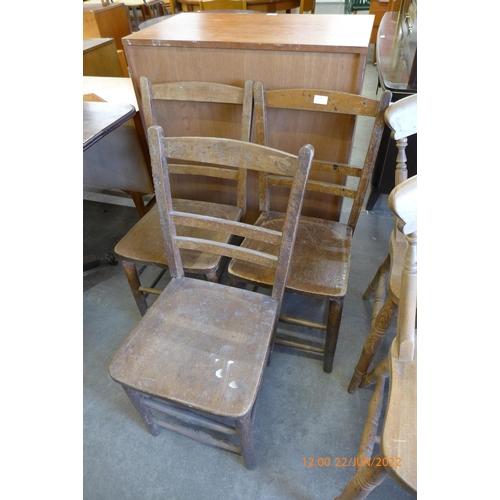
(253, 81, 392, 230)
(388, 174, 417, 362)
(143, 0, 170, 17)
(384, 93, 417, 243)
(140, 76, 253, 216)
(198, 0, 247, 10)
(148, 128, 314, 307)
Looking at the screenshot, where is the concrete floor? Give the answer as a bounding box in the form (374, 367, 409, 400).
(83, 5, 415, 499)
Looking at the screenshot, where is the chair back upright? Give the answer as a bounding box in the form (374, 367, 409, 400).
(148, 129, 314, 308)
(253, 81, 392, 231)
(388, 175, 417, 362)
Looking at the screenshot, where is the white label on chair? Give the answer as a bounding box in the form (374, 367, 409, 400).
(313, 95, 328, 105)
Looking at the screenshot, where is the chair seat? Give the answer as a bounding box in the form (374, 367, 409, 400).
(228, 211, 352, 300)
(114, 198, 242, 274)
(109, 276, 278, 418)
(381, 336, 417, 495)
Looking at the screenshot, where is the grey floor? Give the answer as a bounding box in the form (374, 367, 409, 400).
(83, 4, 415, 499)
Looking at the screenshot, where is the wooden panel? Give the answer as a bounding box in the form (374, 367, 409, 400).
(123, 14, 373, 221)
(83, 38, 125, 77)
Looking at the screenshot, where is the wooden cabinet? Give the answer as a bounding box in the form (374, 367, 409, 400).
(123, 13, 374, 221)
(83, 38, 125, 77)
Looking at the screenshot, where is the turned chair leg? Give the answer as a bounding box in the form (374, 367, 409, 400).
(334, 456, 388, 500)
(324, 298, 344, 374)
(122, 260, 149, 316)
(348, 298, 396, 393)
(357, 363, 388, 467)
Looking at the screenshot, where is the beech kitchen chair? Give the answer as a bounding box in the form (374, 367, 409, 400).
(348, 94, 417, 393)
(335, 174, 417, 499)
(228, 82, 392, 373)
(109, 130, 314, 469)
(114, 78, 253, 316)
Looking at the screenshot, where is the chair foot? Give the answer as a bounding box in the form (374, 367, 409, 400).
(334, 456, 388, 500)
(324, 298, 344, 373)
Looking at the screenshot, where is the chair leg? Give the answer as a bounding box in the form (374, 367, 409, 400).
(122, 260, 149, 316)
(324, 298, 344, 374)
(334, 456, 388, 500)
(348, 298, 396, 394)
(362, 254, 390, 302)
(122, 385, 160, 436)
(235, 410, 256, 470)
(205, 271, 218, 283)
(357, 366, 387, 468)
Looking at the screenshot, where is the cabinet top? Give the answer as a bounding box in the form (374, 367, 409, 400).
(124, 13, 374, 54)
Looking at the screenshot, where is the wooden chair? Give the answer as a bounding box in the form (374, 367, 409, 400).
(348, 94, 417, 393)
(143, 0, 171, 17)
(228, 82, 392, 373)
(114, 78, 253, 316)
(334, 174, 417, 499)
(198, 0, 247, 10)
(109, 130, 314, 469)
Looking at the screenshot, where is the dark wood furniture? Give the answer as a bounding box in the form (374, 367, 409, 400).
(83, 76, 154, 217)
(366, 4, 417, 210)
(228, 83, 392, 373)
(114, 78, 254, 315)
(83, 101, 136, 151)
(109, 131, 313, 469)
(122, 13, 375, 222)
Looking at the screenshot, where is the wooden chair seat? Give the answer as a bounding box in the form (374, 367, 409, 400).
(229, 211, 352, 299)
(382, 338, 417, 495)
(115, 199, 242, 274)
(109, 276, 277, 417)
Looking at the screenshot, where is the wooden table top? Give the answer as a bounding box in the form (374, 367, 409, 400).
(124, 13, 374, 53)
(83, 76, 139, 110)
(83, 101, 136, 151)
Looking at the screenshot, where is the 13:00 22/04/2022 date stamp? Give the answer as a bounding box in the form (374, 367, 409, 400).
(303, 457, 402, 467)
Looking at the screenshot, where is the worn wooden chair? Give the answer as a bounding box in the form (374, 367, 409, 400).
(348, 94, 417, 393)
(114, 78, 253, 316)
(228, 82, 392, 373)
(335, 174, 417, 499)
(109, 130, 314, 469)
(198, 0, 247, 10)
